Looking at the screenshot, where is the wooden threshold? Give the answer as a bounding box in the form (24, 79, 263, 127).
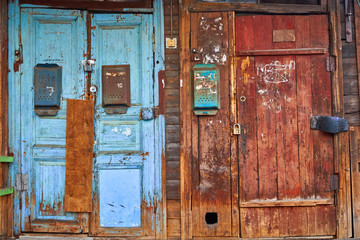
(240, 198, 333, 208)
(235, 48, 327, 56)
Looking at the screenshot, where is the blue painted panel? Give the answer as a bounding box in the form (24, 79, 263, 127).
(34, 160, 74, 220)
(99, 168, 141, 227)
(98, 121, 141, 153)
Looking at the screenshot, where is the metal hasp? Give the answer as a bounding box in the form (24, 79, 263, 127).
(192, 64, 220, 115)
(34, 64, 62, 116)
(83, 59, 95, 72)
(102, 65, 131, 114)
(310, 116, 349, 134)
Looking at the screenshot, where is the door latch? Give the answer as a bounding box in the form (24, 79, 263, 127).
(310, 116, 349, 134)
(83, 60, 95, 72)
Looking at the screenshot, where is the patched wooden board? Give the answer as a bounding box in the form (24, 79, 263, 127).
(65, 99, 94, 212)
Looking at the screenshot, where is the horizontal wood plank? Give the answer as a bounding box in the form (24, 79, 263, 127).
(240, 198, 333, 207)
(236, 48, 327, 56)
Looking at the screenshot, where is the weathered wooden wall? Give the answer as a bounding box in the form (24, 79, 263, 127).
(164, 0, 181, 238)
(343, 0, 360, 125)
(0, 0, 9, 239)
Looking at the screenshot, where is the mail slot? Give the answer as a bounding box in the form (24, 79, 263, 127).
(102, 65, 130, 114)
(34, 64, 62, 116)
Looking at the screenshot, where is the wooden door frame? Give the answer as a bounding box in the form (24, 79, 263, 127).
(7, 0, 166, 238)
(179, 1, 351, 239)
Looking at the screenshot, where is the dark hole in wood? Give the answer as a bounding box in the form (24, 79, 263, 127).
(205, 212, 218, 225)
(358, 162, 360, 172)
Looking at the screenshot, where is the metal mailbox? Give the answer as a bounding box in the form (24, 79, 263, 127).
(102, 65, 130, 114)
(192, 64, 220, 115)
(34, 64, 62, 116)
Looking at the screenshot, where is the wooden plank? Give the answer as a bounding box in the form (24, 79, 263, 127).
(167, 218, 181, 237)
(235, 16, 259, 203)
(193, 12, 232, 237)
(237, 56, 259, 201)
(354, 0, 360, 97)
(0, 0, 9, 237)
(64, 99, 94, 212)
(179, 0, 191, 238)
(273, 16, 300, 200)
(240, 198, 333, 207)
(240, 208, 260, 238)
(228, 11, 239, 238)
(309, 15, 333, 200)
(236, 48, 327, 56)
(351, 126, 360, 237)
(188, 2, 324, 14)
(253, 16, 277, 201)
(295, 15, 315, 199)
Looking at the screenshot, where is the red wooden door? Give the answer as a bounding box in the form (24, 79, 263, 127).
(236, 15, 336, 238)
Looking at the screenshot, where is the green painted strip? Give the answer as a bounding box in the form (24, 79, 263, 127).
(0, 188, 13, 196)
(0, 156, 14, 163)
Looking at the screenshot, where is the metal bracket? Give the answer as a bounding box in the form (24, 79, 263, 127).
(310, 116, 349, 134)
(330, 174, 339, 191)
(140, 107, 159, 120)
(82, 60, 95, 72)
(15, 174, 28, 192)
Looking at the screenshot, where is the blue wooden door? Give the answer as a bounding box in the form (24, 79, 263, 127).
(90, 14, 156, 237)
(19, 8, 88, 233)
(16, 8, 160, 236)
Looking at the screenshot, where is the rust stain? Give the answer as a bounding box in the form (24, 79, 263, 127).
(25, 193, 29, 208)
(90, 26, 96, 30)
(241, 56, 251, 87)
(39, 200, 63, 216)
(141, 152, 149, 157)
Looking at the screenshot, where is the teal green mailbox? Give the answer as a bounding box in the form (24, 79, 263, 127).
(192, 64, 220, 115)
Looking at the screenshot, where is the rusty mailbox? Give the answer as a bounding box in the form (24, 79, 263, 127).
(102, 65, 131, 114)
(192, 64, 220, 115)
(34, 64, 62, 116)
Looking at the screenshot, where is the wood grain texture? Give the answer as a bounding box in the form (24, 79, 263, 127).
(0, 0, 9, 237)
(64, 99, 94, 212)
(355, 0, 360, 98)
(351, 126, 360, 237)
(179, 0, 191, 238)
(191, 12, 232, 237)
(240, 206, 336, 238)
(236, 14, 336, 238)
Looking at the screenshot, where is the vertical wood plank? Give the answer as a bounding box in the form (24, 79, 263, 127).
(355, 0, 360, 98)
(295, 16, 315, 199)
(240, 208, 260, 238)
(351, 126, 360, 237)
(0, 0, 9, 237)
(179, 0, 191, 238)
(64, 99, 94, 212)
(236, 16, 259, 202)
(194, 12, 232, 237)
(252, 16, 277, 201)
(228, 11, 239, 238)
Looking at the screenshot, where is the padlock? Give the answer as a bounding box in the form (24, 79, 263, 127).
(233, 123, 241, 135)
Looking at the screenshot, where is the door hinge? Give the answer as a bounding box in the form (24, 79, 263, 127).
(310, 116, 349, 134)
(326, 56, 336, 72)
(15, 174, 28, 192)
(330, 174, 339, 191)
(330, 174, 339, 206)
